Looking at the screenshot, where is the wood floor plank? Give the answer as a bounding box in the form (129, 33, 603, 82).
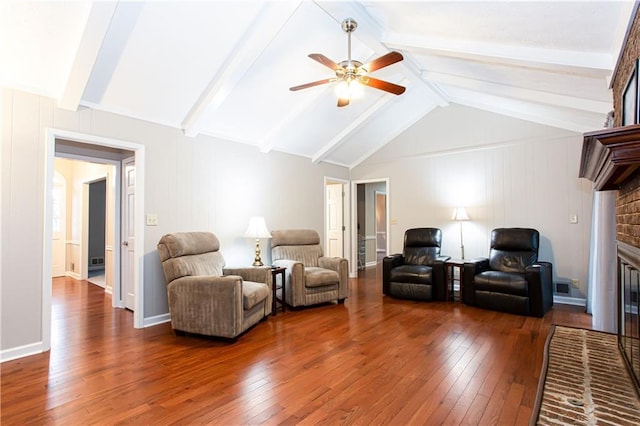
(1, 266, 593, 424)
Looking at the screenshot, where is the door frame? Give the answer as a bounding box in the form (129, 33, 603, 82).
(324, 177, 349, 260)
(43, 128, 145, 352)
(350, 178, 390, 277)
(374, 190, 387, 255)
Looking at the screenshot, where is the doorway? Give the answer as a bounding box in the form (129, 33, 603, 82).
(351, 178, 389, 276)
(42, 128, 145, 353)
(325, 177, 348, 258)
(375, 191, 387, 262)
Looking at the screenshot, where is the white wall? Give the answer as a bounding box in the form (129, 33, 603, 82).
(352, 105, 594, 298)
(1, 88, 349, 358)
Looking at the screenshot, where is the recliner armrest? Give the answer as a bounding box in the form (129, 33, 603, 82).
(461, 257, 489, 305)
(167, 275, 244, 336)
(526, 261, 553, 317)
(318, 256, 346, 272)
(272, 259, 305, 306)
(382, 254, 404, 295)
(223, 266, 270, 285)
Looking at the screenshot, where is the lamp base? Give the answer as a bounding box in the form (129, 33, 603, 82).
(252, 239, 264, 267)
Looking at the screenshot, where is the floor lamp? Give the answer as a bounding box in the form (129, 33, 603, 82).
(452, 207, 470, 260)
(244, 216, 271, 266)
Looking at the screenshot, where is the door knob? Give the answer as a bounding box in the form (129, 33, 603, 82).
(123, 241, 129, 246)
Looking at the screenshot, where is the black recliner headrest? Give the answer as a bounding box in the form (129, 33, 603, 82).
(490, 228, 539, 252)
(405, 228, 442, 248)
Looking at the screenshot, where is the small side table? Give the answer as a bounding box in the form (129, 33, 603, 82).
(444, 259, 465, 302)
(270, 266, 286, 315)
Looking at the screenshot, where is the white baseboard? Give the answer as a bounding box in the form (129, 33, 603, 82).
(0, 341, 46, 363)
(66, 271, 81, 280)
(143, 313, 171, 328)
(554, 295, 586, 307)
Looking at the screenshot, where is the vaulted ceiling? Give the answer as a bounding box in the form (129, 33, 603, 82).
(1, 1, 634, 168)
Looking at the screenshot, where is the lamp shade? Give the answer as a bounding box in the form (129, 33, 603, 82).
(452, 207, 470, 221)
(244, 216, 271, 239)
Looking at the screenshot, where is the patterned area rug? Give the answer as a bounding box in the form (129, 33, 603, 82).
(532, 325, 640, 425)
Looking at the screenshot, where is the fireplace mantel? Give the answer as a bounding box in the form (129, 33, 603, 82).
(580, 124, 640, 190)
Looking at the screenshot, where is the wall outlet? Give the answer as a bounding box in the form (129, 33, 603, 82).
(571, 278, 580, 288)
(146, 214, 158, 226)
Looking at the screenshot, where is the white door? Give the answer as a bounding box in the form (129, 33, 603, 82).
(51, 172, 66, 277)
(326, 183, 343, 257)
(122, 157, 135, 310)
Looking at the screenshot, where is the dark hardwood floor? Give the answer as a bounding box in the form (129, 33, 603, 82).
(1, 264, 591, 425)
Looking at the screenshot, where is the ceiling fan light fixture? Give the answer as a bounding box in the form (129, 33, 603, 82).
(289, 18, 405, 106)
(335, 79, 363, 101)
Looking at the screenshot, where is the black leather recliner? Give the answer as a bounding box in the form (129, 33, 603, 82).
(383, 228, 450, 301)
(462, 228, 553, 317)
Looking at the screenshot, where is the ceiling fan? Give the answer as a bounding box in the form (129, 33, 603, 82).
(289, 18, 406, 107)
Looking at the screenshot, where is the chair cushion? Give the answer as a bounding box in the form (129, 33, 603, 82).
(488, 228, 538, 273)
(304, 267, 339, 288)
(474, 271, 528, 297)
(158, 232, 225, 282)
(243, 281, 269, 310)
(389, 282, 433, 300)
(390, 264, 433, 284)
(403, 228, 442, 265)
(273, 245, 323, 267)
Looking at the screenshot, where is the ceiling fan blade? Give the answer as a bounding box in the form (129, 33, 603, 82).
(363, 51, 404, 73)
(308, 53, 342, 71)
(337, 97, 350, 107)
(359, 76, 406, 95)
(289, 78, 335, 91)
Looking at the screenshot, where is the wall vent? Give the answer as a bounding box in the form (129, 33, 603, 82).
(555, 282, 570, 294)
(90, 257, 104, 266)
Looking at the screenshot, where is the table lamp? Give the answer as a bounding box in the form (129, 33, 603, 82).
(244, 216, 271, 266)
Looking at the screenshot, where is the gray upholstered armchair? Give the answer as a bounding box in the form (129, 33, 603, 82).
(271, 229, 348, 308)
(157, 232, 271, 338)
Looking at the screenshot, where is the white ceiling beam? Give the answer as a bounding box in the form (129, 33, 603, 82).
(384, 33, 613, 78)
(58, 1, 117, 111)
(445, 86, 605, 133)
(182, 1, 303, 138)
(421, 70, 612, 115)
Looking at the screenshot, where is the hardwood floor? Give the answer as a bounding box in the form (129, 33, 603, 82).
(1, 265, 591, 425)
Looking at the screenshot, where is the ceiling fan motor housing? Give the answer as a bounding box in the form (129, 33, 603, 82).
(341, 18, 357, 33)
